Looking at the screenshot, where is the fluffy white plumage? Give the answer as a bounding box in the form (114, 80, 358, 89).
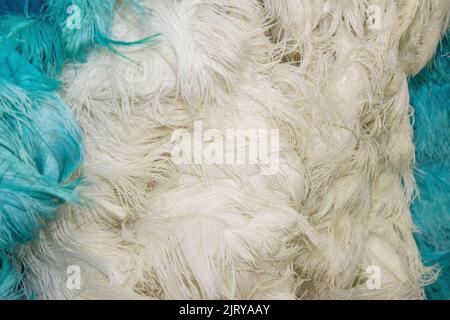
(20, 0, 450, 299)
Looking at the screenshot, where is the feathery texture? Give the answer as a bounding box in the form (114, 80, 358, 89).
(18, 0, 449, 300)
(0, 43, 83, 299)
(0, 0, 43, 15)
(3, 0, 448, 300)
(43, 0, 118, 61)
(0, 254, 24, 300)
(0, 51, 83, 248)
(0, 0, 153, 299)
(409, 33, 450, 300)
(0, 0, 124, 299)
(0, 15, 63, 76)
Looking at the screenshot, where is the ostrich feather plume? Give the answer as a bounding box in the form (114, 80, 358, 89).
(0, 0, 448, 300)
(409, 33, 450, 300)
(0, 0, 149, 299)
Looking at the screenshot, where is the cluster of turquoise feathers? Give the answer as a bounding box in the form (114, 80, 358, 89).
(0, 0, 448, 300)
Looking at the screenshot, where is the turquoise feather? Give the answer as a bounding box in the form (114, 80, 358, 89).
(0, 15, 63, 76)
(0, 0, 154, 300)
(43, 0, 117, 61)
(0, 47, 83, 300)
(0, 0, 43, 15)
(0, 42, 83, 251)
(0, 254, 25, 300)
(409, 33, 450, 300)
(43, 0, 155, 62)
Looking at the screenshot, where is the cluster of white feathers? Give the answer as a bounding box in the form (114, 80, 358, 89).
(19, 0, 450, 299)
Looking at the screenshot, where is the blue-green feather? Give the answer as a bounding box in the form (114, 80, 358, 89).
(0, 0, 154, 300)
(0, 0, 44, 15)
(0, 254, 26, 300)
(0, 15, 64, 76)
(0, 35, 82, 300)
(42, 0, 116, 61)
(409, 33, 450, 300)
(0, 44, 83, 251)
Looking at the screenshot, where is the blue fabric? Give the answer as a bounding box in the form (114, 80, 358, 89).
(409, 33, 450, 300)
